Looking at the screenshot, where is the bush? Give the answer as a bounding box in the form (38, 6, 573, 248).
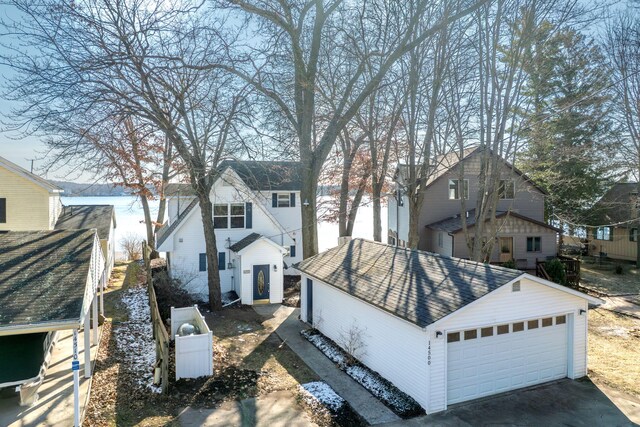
(614, 264, 624, 275)
(545, 258, 567, 285)
(501, 259, 517, 269)
(152, 271, 195, 321)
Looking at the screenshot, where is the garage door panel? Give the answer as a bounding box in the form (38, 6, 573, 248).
(447, 321, 568, 405)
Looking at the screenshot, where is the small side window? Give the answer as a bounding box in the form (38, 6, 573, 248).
(497, 324, 509, 335)
(556, 315, 566, 325)
(513, 322, 524, 332)
(542, 317, 553, 327)
(528, 319, 539, 330)
(447, 332, 460, 343)
(481, 327, 494, 337)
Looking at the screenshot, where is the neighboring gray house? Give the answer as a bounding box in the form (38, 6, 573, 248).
(388, 147, 559, 269)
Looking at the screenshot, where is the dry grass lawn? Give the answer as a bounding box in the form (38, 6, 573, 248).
(588, 308, 640, 398)
(581, 265, 640, 295)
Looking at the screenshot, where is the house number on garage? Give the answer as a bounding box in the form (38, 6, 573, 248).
(427, 340, 431, 366)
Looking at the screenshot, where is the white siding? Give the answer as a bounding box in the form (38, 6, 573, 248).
(428, 230, 453, 256)
(387, 194, 409, 244)
(300, 274, 430, 409)
(166, 174, 288, 301)
(427, 277, 589, 413)
(257, 190, 302, 272)
(168, 196, 196, 222)
(237, 239, 284, 304)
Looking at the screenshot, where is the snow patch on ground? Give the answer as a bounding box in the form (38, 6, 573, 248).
(114, 286, 162, 393)
(299, 381, 345, 411)
(302, 329, 422, 416)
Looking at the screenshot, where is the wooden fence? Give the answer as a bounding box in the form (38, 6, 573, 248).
(143, 242, 170, 393)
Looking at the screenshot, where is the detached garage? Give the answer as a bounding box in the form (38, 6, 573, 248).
(296, 239, 602, 414)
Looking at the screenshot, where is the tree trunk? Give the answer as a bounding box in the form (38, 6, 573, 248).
(301, 171, 319, 258)
(407, 200, 421, 249)
(372, 182, 382, 242)
(197, 193, 222, 311)
(140, 196, 154, 249)
(338, 154, 353, 237)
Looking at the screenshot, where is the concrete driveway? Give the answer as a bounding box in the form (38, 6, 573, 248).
(381, 379, 638, 427)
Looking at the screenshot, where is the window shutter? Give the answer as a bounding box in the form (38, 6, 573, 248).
(0, 198, 5, 223)
(290, 245, 296, 257)
(245, 202, 252, 229)
(290, 193, 296, 207)
(272, 193, 278, 207)
(397, 190, 404, 207)
(609, 227, 614, 241)
(199, 253, 207, 272)
(218, 252, 226, 270)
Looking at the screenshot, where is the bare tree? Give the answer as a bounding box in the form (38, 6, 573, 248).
(217, 0, 492, 258)
(1, 0, 249, 310)
(605, 13, 640, 267)
(120, 232, 144, 261)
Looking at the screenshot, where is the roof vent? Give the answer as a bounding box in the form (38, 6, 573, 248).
(512, 281, 521, 292)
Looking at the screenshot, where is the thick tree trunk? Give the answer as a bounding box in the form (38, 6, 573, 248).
(140, 196, 154, 249)
(197, 194, 222, 311)
(372, 183, 382, 242)
(301, 171, 319, 259)
(407, 200, 421, 249)
(338, 155, 353, 237)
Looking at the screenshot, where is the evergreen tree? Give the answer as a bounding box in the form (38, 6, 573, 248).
(519, 26, 617, 231)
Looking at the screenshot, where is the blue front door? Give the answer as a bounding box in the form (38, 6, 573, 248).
(253, 265, 270, 301)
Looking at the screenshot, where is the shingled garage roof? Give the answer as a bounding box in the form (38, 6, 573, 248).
(165, 160, 303, 196)
(0, 230, 96, 332)
(55, 205, 115, 239)
(295, 239, 523, 328)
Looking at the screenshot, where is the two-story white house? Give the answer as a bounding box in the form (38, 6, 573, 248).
(156, 160, 303, 304)
(388, 147, 560, 269)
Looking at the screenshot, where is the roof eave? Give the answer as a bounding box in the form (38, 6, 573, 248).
(0, 319, 80, 337)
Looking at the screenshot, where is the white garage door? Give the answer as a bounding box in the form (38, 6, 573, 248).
(447, 314, 569, 405)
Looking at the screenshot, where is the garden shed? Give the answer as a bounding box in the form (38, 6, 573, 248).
(297, 239, 602, 414)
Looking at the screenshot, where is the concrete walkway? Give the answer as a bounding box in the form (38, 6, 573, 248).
(601, 295, 640, 319)
(254, 305, 400, 425)
(0, 328, 100, 427)
(177, 390, 317, 427)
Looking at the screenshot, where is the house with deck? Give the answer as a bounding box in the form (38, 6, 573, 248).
(156, 160, 303, 304)
(297, 239, 602, 413)
(388, 147, 559, 269)
(587, 182, 639, 262)
(0, 229, 104, 422)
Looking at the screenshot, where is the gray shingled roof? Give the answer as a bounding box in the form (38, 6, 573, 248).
(165, 160, 303, 196)
(0, 230, 96, 330)
(426, 210, 561, 234)
(55, 205, 115, 240)
(295, 239, 523, 328)
(589, 182, 639, 226)
(229, 233, 263, 252)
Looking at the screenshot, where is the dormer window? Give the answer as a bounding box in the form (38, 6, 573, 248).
(448, 179, 469, 200)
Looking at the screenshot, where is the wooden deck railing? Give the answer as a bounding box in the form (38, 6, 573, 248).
(535, 256, 581, 288)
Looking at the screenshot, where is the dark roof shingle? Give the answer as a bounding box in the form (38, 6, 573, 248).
(165, 160, 303, 196)
(229, 233, 263, 252)
(589, 182, 639, 226)
(295, 239, 523, 328)
(0, 230, 96, 329)
(55, 205, 115, 240)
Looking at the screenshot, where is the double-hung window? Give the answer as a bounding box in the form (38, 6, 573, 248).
(448, 179, 469, 200)
(213, 204, 229, 228)
(277, 193, 290, 207)
(230, 203, 245, 228)
(629, 228, 638, 242)
(526, 236, 541, 252)
(596, 226, 613, 241)
(214, 203, 246, 229)
(498, 180, 515, 199)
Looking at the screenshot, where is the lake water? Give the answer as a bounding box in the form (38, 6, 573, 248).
(60, 195, 387, 253)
